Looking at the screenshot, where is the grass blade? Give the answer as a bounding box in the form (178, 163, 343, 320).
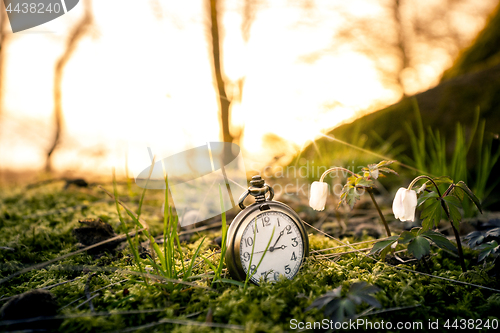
(184, 237, 206, 280)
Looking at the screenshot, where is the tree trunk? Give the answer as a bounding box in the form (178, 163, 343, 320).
(208, 0, 234, 143)
(392, 0, 409, 98)
(46, 0, 92, 173)
(0, 1, 8, 119)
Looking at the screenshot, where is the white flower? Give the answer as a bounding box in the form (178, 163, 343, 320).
(392, 187, 418, 222)
(309, 181, 329, 211)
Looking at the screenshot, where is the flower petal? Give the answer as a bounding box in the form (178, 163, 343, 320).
(392, 188, 406, 220)
(309, 181, 329, 211)
(401, 189, 418, 222)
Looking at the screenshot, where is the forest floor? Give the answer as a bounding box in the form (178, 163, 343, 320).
(1, 177, 499, 332)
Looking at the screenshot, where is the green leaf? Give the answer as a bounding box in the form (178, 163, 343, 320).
(375, 160, 395, 168)
(417, 191, 439, 207)
(369, 236, 399, 260)
(421, 230, 457, 253)
(355, 177, 373, 187)
(398, 231, 416, 244)
(454, 181, 483, 213)
(150, 235, 166, 271)
(464, 231, 486, 248)
(340, 184, 361, 210)
(306, 286, 342, 312)
(378, 167, 399, 175)
(307, 282, 380, 325)
(451, 186, 465, 201)
(477, 240, 499, 262)
(407, 236, 431, 260)
(348, 282, 381, 308)
(447, 203, 462, 229)
(443, 195, 461, 207)
(421, 199, 442, 231)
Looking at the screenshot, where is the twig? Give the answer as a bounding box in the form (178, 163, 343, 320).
(106, 317, 245, 332)
(41, 277, 83, 290)
(1, 276, 85, 304)
(84, 273, 98, 312)
(0, 230, 143, 286)
(359, 304, 422, 317)
(313, 248, 408, 259)
(75, 293, 99, 309)
(60, 278, 129, 310)
(311, 238, 389, 253)
(42, 264, 214, 291)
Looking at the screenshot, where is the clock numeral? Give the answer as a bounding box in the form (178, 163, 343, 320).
(262, 216, 271, 228)
(274, 271, 280, 281)
(251, 224, 258, 234)
(243, 237, 254, 247)
(250, 264, 257, 275)
(291, 252, 297, 261)
(242, 252, 250, 262)
(261, 270, 271, 281)
(277, 218, 280, 227)
(285, 265, 291, 275)
(286, 225, 292, 234)
(291, 237, 298, 247)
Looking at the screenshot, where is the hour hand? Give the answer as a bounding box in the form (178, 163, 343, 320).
(271, 229, 285, 250)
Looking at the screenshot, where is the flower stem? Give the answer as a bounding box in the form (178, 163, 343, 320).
(450, 222, 467, 273)
(407, 175, 442, 196)
(422, 256, 431, 273)
(366, 188, 391, 237)
(319, 167, 356, 182)
(409, 175, 467, 272)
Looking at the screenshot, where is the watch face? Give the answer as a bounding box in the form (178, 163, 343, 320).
(239, 210, 305, 284)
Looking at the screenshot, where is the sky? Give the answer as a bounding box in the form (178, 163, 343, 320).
(0, 0, 496, 178)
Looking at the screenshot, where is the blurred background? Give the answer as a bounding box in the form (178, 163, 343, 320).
(0, 0, 499, 188)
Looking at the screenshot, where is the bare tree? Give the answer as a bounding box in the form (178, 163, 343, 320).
(0, 2, 8, 182)
(0, 1, 9, 119)
(46, 0, 93, 173)
(208, 0, 233, 143)
(207, 0, 247, 144)
(303, 0, 496, 97)
(241, 0, 259, 42)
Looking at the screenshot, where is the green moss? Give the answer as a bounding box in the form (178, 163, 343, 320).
(1, 183, 499, 332)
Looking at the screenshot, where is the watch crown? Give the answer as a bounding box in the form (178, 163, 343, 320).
(250, 175, 265, 188)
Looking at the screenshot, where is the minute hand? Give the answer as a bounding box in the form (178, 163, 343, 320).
(271, 229, 285, 250)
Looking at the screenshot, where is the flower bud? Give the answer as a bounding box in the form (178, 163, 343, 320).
(309, 181, 329, 211)
(392, 187, 418, 222)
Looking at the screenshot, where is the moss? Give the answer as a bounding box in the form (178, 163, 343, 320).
(0, 183, 499, 332)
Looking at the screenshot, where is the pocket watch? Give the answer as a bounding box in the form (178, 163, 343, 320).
(225, 175, 309, 285)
